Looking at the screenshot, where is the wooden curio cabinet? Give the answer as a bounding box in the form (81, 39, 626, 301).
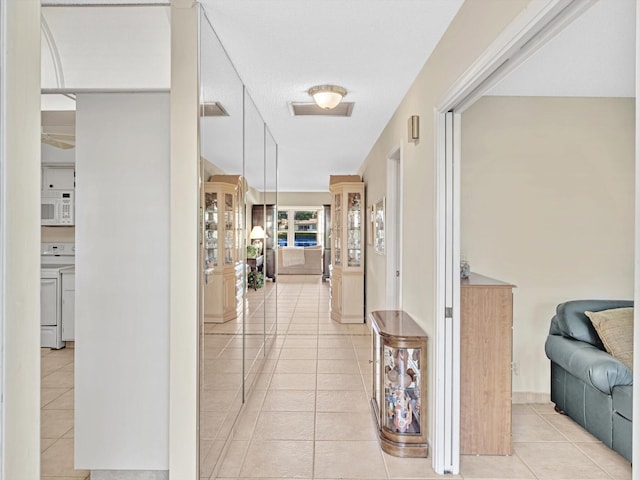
(203, 175, 244, 323)
(329, 175, 364, 323)
(370, 310, 429, 458)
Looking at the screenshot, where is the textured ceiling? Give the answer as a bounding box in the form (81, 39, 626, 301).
(40, 0, 635, 192)
(199, 0, 464, 191)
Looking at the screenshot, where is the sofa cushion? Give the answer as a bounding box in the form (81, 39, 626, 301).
(550, 300, 634, 348)
(612, 385, 633, 421)
(585, 307, 633, 371)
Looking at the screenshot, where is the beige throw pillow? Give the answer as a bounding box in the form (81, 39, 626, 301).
(585, 307, 634, 371)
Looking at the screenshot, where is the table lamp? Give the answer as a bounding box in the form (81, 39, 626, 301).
(249, 226, 266, 255)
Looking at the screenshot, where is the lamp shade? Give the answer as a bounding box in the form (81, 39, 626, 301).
(308, 85, 347, 110)
(250, 225, 266, 239)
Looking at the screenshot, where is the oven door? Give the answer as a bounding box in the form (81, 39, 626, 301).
(40, 276, 59, 326)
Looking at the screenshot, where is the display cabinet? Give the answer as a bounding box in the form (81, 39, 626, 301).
(203, 175, 244, 323)
(329, 175, 364, 323)
(370, 310, 428, 457)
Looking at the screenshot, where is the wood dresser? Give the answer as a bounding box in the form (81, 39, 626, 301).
(460, 273, 515, 455)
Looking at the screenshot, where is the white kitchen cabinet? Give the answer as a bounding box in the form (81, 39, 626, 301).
(61, 271, 75, 341)
(42, 165, 75, 190)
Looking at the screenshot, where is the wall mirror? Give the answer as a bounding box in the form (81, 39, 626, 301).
(198, 9, 246, 476)
(198, 7, 278, 477)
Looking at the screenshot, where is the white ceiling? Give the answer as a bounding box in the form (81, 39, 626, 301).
(41, 0, 636, 192)
(198, 0, 464, 191)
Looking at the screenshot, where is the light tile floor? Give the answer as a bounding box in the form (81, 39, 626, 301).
(211, 275, 633, 480)
(41, 275, 632, 480)
(41, 344, 89, 480)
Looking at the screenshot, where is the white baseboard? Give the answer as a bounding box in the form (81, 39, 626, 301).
(512, 392, 550, 404)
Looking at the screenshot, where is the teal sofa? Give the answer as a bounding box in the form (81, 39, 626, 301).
(544, 300, 633, 462)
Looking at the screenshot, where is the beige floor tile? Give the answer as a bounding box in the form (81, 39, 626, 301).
(318, 336, 353, 348)
(41, 409, 74, 439)
(316, 373, 364, 391)
(514, 442, 611, 479)
(205, 440, 227, 478)
(512, 414, 567, 442)
(232, 408, 260, 441)
(316, 389, 369, 413)
(41, 369, 74, 389)
(383, 452, 455, 479)
(40, 438, 89, 478)
(253, 411, 315, 440)
(240, 440, 313, 478)
(269, 373, 317, 390)
(317, 358, 360, 374)
(574, 443, 632, 480)
(542, 412, 600, 442)
(315, 412, 377, 441)
(41, 387, 69, 408)
(460, 453, 535, 479)
(41, 437, 57, 453)
(43, 388, 74, 410)
(513, 404, 537, 415)
(275, 359, 317, 374)
(314, 440, 387, 479)
(200, 410, 229, 441)
(217, 440, 249, 478)
(279, 348, 318, 360)
(318, 347, 356, 360)
(286, 325, 320, 335)
(262, 390, 315, 411)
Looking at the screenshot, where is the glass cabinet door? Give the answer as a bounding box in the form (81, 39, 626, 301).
(347, 192, 361, 267)
(204, 191, 218, 267)
(224, 192, 233, 264)
(333, 192, 341, 265)
(383, 345, 422, 435)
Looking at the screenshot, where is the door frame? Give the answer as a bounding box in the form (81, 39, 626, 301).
(385, 143, 403, 309)
(432, 0, 599, 474)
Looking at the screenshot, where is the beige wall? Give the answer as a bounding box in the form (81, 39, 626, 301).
(461, 96, 635, 397)
(360, 0, 531, 443)
(3, 0, 42, 477)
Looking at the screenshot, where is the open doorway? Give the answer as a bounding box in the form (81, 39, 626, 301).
(434, 2, 635, 470)
(386, 147, 403, 309)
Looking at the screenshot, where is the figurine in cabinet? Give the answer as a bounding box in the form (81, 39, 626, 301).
(370, 310, 428, 457)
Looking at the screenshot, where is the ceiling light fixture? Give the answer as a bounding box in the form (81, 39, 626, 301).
(308, 85, 347, 110)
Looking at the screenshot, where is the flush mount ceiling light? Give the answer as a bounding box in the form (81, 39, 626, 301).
(308, 84, 347, 110)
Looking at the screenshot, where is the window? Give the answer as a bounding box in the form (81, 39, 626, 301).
(277, 208, 322, 247)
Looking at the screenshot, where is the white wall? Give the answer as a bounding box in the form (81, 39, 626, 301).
(75, 93, 170, 471)
(461, 96, 635, 397)
(1, 1, 41, 478)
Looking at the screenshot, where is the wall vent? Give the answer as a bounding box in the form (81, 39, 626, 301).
(289, 102, 354, 117)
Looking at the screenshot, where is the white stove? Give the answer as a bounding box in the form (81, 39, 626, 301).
(41, 242, 75, 349)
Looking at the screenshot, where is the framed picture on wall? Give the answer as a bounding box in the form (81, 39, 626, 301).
(375, 197, 385, 255)
(368, 204, 374, 246)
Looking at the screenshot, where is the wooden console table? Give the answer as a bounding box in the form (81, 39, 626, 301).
(460, 273, 515, 455)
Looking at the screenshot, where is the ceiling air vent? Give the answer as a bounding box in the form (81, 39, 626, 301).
(200, 102, 229, 117)
(289, 102, 354, 117)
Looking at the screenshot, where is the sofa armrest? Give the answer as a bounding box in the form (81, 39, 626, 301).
(545, 335, 632, 395)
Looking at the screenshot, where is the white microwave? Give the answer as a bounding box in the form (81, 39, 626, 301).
(41, 190, 75, 226)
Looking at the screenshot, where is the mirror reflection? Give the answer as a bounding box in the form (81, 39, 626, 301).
(198, 8, 278, 475)
(198, 10, 246, 474)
